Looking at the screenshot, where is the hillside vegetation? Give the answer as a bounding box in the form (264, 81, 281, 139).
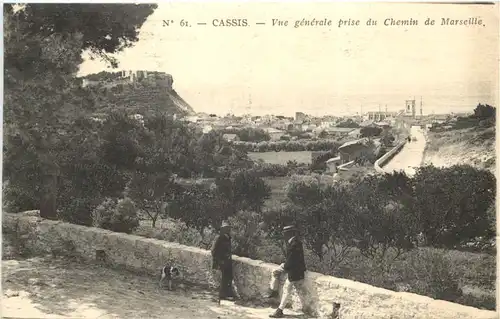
(423, 104, 496, 175)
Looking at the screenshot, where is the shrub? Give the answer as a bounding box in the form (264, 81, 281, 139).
(56, 197, 94, 226)
(232, 139, 340, 152)
(457, 291, 496, 310)
(310, 150, 336, 172)
(249, 163, 290, 177)
(92, 197, 139, 233)
(134, 220, 215, 249)
(412, 165, 496, 248)
(344, 175, 417, 263)
(401, 248, 462, 302)
(3, 181, 40, 214)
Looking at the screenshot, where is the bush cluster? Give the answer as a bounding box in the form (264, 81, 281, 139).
(264, 165, 495, 262)
(221, 127, 271, 143)
(248, 161, 310, 177)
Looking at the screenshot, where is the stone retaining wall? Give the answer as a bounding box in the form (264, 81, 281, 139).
(374, 140, 407, 172)
(2, 212, 497, 319)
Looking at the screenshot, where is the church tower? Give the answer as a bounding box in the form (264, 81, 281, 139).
(405, 99, 416, 118)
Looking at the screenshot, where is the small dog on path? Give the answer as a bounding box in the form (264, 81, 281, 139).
(159, 265, 182, 291)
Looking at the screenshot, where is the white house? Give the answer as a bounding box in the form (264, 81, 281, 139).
(202, 125, 213, 134)
(222, 133, 240, 142)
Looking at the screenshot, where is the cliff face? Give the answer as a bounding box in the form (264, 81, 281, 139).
(80, 70, 195, 116)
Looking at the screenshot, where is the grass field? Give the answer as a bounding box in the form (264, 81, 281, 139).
(248, 151, 313, 165)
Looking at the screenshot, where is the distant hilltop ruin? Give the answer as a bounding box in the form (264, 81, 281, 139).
(79, 70, 195, 116)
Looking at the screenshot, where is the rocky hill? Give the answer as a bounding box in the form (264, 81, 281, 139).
(79, 70, 195, 116)
(422, 126, 495, 175)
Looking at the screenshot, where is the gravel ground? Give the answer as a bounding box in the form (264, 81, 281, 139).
(2, 251, 305, 319)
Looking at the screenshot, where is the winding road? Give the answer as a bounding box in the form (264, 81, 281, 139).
(383, 126, 427, 176)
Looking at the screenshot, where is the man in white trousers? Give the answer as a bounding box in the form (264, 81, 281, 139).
(268, 225, 311, 318)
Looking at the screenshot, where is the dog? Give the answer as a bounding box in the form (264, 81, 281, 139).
(158, 265, 182, 291)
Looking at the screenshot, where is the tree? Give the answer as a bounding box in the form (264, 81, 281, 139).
(472, 104, 495, 120)
(124, 114, 199, 227)
(336, 120, 360, 128)
(4, 4, 157, 70)
(380, 131, 396, 147)
(230, 170, 271, 213)
(168, 184, 225, 245)
(4, 4, 157, 219)
(285, 175, 323, 208)
(125, 172, 177, 228)
(360, 126, 383, 138)
(227, 210, 265, 258)
(310, 150, 337, 172)
(236, 128, 271, 142)
(283, 176, 357, 263)
(318, 130, 329, 139)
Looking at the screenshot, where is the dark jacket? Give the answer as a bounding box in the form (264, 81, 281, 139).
(211, 233, 232, 269)
(283, 236, 306, 282)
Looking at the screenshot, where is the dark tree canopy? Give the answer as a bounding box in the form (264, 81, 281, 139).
(473, 103, 495, 119)
(4, 3, 157, 72)
(3, 3, 158, 219)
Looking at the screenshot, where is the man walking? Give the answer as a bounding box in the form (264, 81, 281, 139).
(268, 225, 310, 318)
(211, 221, 239, 303)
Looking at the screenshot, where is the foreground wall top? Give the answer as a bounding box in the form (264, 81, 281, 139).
(2, 212, 497, 319)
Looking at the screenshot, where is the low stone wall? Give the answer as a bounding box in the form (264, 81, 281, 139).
(374, 140, 407, 172)
(3, 212, 497, 319)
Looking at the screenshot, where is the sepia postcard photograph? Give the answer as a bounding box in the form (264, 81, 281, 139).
(2, 1, 498, 318)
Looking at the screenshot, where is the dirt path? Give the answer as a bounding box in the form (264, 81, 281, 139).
(2, 255, 305, 319)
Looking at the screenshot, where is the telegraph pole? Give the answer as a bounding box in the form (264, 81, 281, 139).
(420, 96, 423, 116)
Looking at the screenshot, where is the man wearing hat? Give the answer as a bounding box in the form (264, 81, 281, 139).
(210, 221, 239, 303)
(268, 225, 310, 318)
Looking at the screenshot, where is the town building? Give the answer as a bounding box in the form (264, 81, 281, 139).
(295, 112, 307, 122)
(264, 127, 286, 141)
(222, 133, 240, 142)
(348, 128, 362, 139)
(326, 156, 342, 173)
(202, 125, 213, 134)
(338, 138, 375, 164)
(366, 111, 399, 122)
(322, 127, 357, 137)
(359, 120, 376, 127)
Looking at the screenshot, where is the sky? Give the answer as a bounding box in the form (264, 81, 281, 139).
(78, 2, 499, 117)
